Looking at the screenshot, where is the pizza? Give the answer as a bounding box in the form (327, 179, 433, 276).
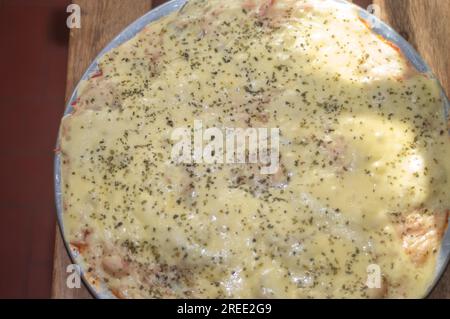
(59, 0, 450, 298)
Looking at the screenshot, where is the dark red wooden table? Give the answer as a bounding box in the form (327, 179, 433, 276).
(0, 0, 70, 298)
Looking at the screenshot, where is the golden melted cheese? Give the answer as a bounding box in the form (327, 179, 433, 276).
(60, 0, 450, 298)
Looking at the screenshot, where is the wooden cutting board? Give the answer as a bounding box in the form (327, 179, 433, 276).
(52, 0, 450, 299)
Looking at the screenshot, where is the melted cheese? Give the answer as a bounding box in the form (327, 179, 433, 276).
(60, 0, 450, 298)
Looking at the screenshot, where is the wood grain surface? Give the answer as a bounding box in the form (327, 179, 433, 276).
(52, 0, 450, 299)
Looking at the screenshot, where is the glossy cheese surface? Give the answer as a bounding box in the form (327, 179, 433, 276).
(60, 0, 450, 298)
